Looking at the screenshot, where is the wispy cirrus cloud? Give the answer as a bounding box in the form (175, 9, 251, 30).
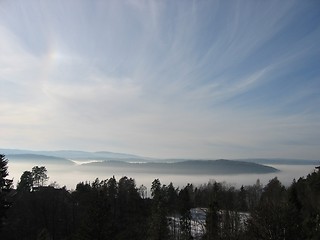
(0, 0, 319, 159)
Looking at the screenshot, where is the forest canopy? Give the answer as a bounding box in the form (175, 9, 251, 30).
(1, 154, 320, 240)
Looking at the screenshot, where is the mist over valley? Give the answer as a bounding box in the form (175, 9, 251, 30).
(3, 149, 318, 191)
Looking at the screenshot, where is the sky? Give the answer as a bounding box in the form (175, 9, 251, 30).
(0, 0, 320, 160)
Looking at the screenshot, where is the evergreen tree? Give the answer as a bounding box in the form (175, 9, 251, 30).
(0, 154, 12, 230)
(17, 171, 33, 192)
(148, 179, 169, 240)
(205, 199, 220, 240)
(76, 178, 111, 240)
(247, 177, 288, 240)
(166, 182, 179, 239)
(178, 186, 193, 240)
(238, 185, 248, 211)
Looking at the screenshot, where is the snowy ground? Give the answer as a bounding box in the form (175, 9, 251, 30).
(169, 208, 250, 239)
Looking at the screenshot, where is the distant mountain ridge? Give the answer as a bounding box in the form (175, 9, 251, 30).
(6, 153, 74, 165)
(0, 149, 144, 161)
(1, 149, 318, 165)
(236, 158, 320, 165)
(2, 148, 318, 175)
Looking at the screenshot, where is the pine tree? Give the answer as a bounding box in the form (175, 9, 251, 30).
(17, 171, 33, 192)
(205, 200, 220, 240)
(0, 154, 12, 230)
(178, 186, 193, 240)
(148, 179, 169, 240)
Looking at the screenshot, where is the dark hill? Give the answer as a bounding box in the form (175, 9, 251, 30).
(237, 158, 319, 165)
(81, 159, 279, 175)
(7, 154, 74, 165)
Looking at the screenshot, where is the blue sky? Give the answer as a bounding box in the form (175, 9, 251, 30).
(0, 0, 320, 159)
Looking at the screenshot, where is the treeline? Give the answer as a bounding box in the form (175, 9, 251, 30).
(1, 154, 320, 239)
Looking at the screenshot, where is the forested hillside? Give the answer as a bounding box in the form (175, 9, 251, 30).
(1, 154, 319, 240)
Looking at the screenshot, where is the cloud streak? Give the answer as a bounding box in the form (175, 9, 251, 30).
(1, 0, 320, 159)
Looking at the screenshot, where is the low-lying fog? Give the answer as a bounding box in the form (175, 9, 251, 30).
(7, 161, 317, 191)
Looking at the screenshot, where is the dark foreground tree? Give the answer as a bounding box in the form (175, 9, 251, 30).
(3, 185, 73, 240)
(148, 179, 170, 240)
(17, 171, 33, 192)
(178, 185, 193, 240)
(2, 164, 320, 240)
(0, 154, 13, 230)
(32, 166, 49, 187)
(73, 176, 149, 240)
(246, 177, 288, 240)
(286, 170, 320, 239)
